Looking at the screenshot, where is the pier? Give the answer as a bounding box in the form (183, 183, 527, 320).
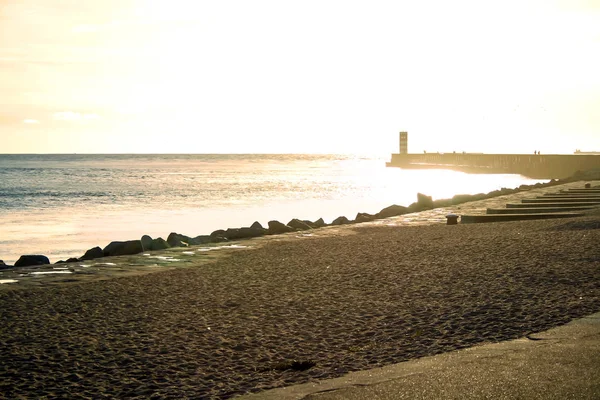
(386, 132, 600, 179)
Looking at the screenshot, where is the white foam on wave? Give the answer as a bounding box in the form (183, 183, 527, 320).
(0, 279, 18, 284)
(197, 244, 249, 252)
(30, 271, 73, 275)
(149, 256, 181, 262)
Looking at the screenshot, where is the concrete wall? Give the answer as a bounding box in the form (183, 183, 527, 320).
(387, 153, 600, 179)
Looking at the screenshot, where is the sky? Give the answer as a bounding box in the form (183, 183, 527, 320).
(1, 0, 599, 155)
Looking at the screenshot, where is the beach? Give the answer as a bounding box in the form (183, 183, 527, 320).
(1, 200, 599, 399)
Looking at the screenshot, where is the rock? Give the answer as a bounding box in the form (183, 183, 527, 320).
(417, 193, 434, 209)
(192, 235, 212, 245)
(355, 212, 375, 223)
(141, 235, 153, 251)
(80, 246, 104, 261)
(14, 255, 50, 267)
(209, 229, 228, 242)
(250, 221, 264, 230)
(376, 204, 408, 219)
(500, 187, 516, 195)
(0, 260, 5, 266)
(432, 199, 452, 208)
(150, 237, 170, 251)
(0, 260, 11, 270)
(103, 240, 143, 257)
(267, 220, 294, 234)
(56, 257, 79, 264)
(312, 218, 326, 228)
(167, 232, 191, 247)
(301, 220, 317, 228)
(287, 219, 312, 230)
(331, 216, 350, 225)
(211, 236, 229, 243)
(224, 227, 266, 240)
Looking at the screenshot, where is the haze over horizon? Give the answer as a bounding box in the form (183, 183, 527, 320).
(1, 0, 599, 155)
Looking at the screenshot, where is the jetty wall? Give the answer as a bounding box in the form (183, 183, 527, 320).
(386, 153, 600, 179)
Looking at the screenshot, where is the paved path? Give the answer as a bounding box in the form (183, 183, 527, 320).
(240, 312, 600, 400)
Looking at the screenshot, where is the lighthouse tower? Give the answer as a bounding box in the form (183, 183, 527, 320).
(399, 131, 408, 155)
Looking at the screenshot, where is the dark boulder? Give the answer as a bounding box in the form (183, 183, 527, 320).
(250, 221, 264, 230)
(331, 216, 350, 225)
(376, 204, 408, 219)
(499, 187, 516, 195)
(192, 235, 212, 245)
(417, 193, 434, 208)
(301, 220, 317, 228)
(167, 232, 190, 247)
(267, 220, 294, 234)
(141, 235, 153, 251)
(150, 237, 170, 251)
(224, 227, 265, 240)
(355, 212, 375, 223)
(287, 219, 312, 231)
(56, 257, 79, 264)
(313, 218, 326, 228)
(451, 193, 487, 205)
(0, 260, 11, 270)
(451, 194, 473, 204)
(103, 240, 143, 257)
(432, 199, 452, 208)
(14, 255, 50, 267)
(209, 229, 228, 242)
(80, 246, 104, 261)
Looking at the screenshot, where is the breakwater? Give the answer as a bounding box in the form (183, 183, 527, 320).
(387, 153, 600, 179)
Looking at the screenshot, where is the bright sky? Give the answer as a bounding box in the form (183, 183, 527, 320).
(1, 0, 599, 154)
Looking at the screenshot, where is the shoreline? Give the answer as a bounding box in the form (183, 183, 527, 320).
(0, 174, 586, 269)
(1, 210, 599, 398)
(0, 178, 599, 398)
(1, 178, 599, 289)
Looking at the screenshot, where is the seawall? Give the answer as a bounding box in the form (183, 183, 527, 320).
(387, 153, 600, 179)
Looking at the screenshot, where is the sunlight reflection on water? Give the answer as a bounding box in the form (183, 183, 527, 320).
(0, 155, 544, 264)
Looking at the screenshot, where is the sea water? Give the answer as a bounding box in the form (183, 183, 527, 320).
(0, 154, 545, 264)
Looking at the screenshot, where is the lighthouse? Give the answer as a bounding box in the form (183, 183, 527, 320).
(399, 131, 408, 155)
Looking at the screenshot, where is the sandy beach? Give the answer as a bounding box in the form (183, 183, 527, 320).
(1, 203, 599, 399)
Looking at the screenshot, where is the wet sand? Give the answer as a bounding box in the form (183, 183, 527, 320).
(1, 209, 599, 399)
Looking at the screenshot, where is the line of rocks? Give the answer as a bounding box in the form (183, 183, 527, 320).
(0, 178, 571, 270)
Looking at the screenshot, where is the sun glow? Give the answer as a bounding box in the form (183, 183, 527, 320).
(1, 0, 599, 154)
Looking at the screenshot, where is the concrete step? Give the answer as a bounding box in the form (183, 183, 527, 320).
(461, 212, 586, 224)
(539, 194, 600, 199)
(522, 198, 600, 203)
(486, 206, 596, 214)
(506, 202, 600, 208)
(563, 189, 600, 192)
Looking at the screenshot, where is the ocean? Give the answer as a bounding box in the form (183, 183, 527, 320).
(0, 154, 545, 265)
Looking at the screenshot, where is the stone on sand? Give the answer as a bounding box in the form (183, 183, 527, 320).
(14, 255, 50, 267)
(268, 220, 294, 234)
(287, 219, 313, 230)
(80, 246, 104, 261)
(103, 240, 144, 257)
